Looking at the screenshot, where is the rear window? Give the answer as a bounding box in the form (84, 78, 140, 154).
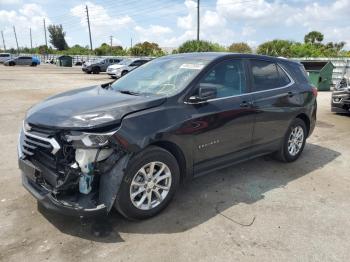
(250, 60, 291, 91)
(284, 62, 309, 84)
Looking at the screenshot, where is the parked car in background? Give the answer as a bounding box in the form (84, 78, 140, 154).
(332, 77, 350, 114)
(4, 56, 40, 66)
(107, 58, 151, 78)
(0, 53, 12, 63)
(18, 53, 317, 219)
(82, 58, 122, 74)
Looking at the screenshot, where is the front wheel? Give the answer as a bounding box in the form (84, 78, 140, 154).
(115, 146, 180, 220)
(275, 118, 307, 162)
(92, 67, 100, 74)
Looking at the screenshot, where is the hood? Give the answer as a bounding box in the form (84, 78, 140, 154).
(108, 64, 125, 70)
(26, 85, 166, 130)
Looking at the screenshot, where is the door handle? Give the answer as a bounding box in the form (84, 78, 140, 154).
(240, 101, 251, 108)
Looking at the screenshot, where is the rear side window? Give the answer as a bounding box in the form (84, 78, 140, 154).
(250, 60, 290, 91)
(283, 62, 309, 84)
(0, 54, 10, 57)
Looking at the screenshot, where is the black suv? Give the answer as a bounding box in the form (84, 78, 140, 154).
(18, 53, 317, 219)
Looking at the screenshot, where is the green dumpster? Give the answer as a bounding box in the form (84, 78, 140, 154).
(57, 55, 73, 67)
(300, 61, 334, 91)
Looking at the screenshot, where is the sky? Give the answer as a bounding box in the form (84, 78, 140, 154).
(1, 0, 350, 50)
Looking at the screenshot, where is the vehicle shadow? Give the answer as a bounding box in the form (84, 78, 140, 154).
(39, 143, 340, 243)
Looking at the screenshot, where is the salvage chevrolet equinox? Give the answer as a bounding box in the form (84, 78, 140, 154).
(18, 53, 317, 219)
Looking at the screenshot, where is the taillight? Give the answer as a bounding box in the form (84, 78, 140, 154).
(311, 86, 318, 97)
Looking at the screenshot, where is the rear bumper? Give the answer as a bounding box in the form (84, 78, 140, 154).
(20, 158, 107, 217)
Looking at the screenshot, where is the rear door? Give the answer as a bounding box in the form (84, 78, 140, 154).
(248, 59, 296, 150)
(187, 59, 255, 172)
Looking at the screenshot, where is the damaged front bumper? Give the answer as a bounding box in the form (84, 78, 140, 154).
(18, 124, 130, 217)
(21, 168, 107, 217)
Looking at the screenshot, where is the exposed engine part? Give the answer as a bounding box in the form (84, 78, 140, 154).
(75, 148, 113, 173)
(75, 148, 113, 194)
(79, 172, 94, 194)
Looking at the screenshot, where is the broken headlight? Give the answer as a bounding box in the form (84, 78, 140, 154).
(65, 131, 116, 147)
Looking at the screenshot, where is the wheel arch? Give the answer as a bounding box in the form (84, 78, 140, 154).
(295, 113, 310, 136)
(150, 140, 188, 183)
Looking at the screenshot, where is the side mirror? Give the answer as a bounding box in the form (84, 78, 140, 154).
(188, 84, 217, 104)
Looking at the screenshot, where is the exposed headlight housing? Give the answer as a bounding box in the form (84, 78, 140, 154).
(65, 130, 116, 147)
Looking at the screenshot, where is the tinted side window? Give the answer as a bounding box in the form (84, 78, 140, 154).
(250, 60, 281, 91)
(199, 59, 246, 98)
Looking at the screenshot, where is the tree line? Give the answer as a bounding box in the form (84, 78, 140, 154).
(1, 23, 349, 58)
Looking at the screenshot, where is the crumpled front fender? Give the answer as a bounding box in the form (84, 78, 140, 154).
(99, 154, 131, 212)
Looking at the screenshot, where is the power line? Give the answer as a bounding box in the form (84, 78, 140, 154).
(86, 5, 93, 50)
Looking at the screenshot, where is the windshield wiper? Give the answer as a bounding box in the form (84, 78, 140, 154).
(118, 90, 140, 96)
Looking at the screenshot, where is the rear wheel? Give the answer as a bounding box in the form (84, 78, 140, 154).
(31, 62, 37, 66)
(115, 146, 180, 220)
(275, 118, 307, 162)
(9, 62, 15, 66)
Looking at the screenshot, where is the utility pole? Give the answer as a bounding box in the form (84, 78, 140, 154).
(30, 28, 33, 49)
(13, 26, 19, 54)
(197, 0, 200, 41)
(130, 37, 133, 49)
(1, 31, 6, 51)
(43, 18, 48, 47)
(86, 5, 93, 51)
(110, 35, 113, 55)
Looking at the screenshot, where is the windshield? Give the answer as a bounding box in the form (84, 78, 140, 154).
(111, 56, 209, 96)
(118, 59, 133, 65)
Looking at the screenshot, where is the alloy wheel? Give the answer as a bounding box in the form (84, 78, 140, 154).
(129, 161, 172, 210)
(287, 126, 304, 156)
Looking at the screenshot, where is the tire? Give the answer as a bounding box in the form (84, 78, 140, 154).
(31, 62, 37, 67)
(121, 70, 128, 76)
(9, 62, 15, 66)
(115, 146, 180, 220)
(274, 118, 307, 162)
(92, 67, 100, 74)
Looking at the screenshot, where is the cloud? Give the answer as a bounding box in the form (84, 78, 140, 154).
(70, 1, 134, 47)
(0, 3, 50, 48)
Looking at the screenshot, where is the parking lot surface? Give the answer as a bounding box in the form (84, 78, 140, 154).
(0, 65, 349, 262)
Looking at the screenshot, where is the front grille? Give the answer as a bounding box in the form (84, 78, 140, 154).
(23, 133, 52, 156)
(21, 124, 63, 187)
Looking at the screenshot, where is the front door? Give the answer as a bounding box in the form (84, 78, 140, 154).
(187, 59, 255, 173)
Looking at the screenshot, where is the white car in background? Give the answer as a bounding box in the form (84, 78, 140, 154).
(0, 53, 12, 63)
(106, 58, 151, 78)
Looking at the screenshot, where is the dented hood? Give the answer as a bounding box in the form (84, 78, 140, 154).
(26, 85, 166, 130)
